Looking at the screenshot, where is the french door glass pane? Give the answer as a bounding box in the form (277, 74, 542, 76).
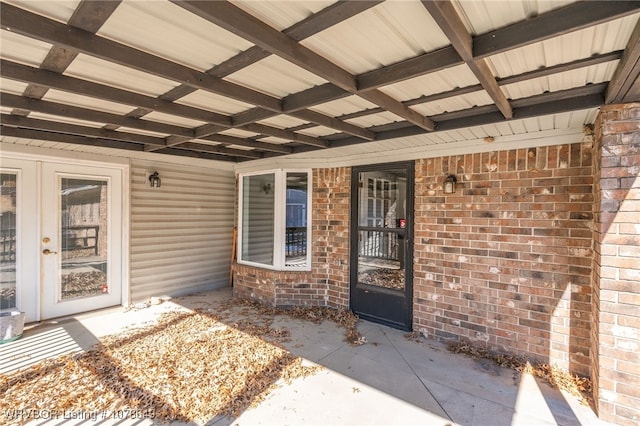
(0, 173, 17, 309)
(285, 172, 308, 267)
(60, 178, 109, 300)
(241, 174, 275, 265)
(357, 169, 407, 291)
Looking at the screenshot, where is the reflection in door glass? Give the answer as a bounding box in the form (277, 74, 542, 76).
(60, 178, 108, 300)
(357, 170, 406, 291)
(0, 173, 17, 309)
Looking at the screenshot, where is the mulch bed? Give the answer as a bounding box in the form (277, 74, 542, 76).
(0, 298, 364, 424)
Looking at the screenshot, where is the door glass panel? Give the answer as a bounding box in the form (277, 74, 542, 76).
(60, 178, 109, 300)
(0, 173, 17, 309)
(357, 170, 407, 291)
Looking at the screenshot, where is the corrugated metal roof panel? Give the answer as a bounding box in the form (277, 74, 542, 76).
(380, 64, 479, 102)
(298, 126, 338, 137)
(3, 0, 80, 24)
(176, 89, 254, 115)
(115, 127, 169, 138)
(64, 54, 179, 97)
(42, 89, 136, 115)
(26, 112, 105, 128)
(231, 0, 335, 31)
(142, 111, 206, 128)
(309, 95, 377, 116)
(219, 128, 260, 138)
(487, 14, 640, 78)
(502, 62, 619, 100)
(0, 30, 53, 66)
(345, 111, 403, 128)
(256, 136, 290, 145)
(411, 91, 494, 116)
(0, 78, 29, 95)
(453, 0, 576, 36)
(257, 114, 309, 129)
(97, 0, 253, 72)
(302, 0, 450, 74)
(224, 55, 327, 97)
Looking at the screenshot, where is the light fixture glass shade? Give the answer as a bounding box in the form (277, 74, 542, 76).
(444, 174, 457, 194)
(149, 171, 161, 188)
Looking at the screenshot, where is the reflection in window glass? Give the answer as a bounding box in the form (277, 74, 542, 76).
(60, 178, 109, 300)
(0, 173, 17, 309)
(241, 173, 275, 265)
(285, 173, 308, 267)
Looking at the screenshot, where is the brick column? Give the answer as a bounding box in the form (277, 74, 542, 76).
(592, 103, 640, 425)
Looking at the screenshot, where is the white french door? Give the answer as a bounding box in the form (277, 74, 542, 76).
(40, 163, 122, 319)
(0, 158, 124, 321)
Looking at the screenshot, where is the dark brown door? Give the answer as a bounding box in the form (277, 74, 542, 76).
(350, 161, 414, 330)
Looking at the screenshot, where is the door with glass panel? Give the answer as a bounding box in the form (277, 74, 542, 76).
(41, 163, 122, 319)
(350, 162, 414, 330)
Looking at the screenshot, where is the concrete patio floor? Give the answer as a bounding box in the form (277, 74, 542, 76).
(1, 288, 614, 426)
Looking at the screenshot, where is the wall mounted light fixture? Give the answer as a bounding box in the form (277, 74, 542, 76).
(148, 171, 161, 188)
(261, 182, 272, 195)
(444, 174, 457, 194)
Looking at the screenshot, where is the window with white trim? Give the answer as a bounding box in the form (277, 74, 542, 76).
(238, 170, 311, 270)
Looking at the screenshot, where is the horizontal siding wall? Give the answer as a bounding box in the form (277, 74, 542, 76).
(130, 160, 235, 302)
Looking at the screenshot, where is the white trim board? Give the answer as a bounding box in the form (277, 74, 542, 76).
(234, 127, 590, 173)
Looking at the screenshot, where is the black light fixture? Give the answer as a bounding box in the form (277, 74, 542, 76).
(261, 182, 272, 195)
(444, 174, 457, 194)
(149, 171, 161, 188)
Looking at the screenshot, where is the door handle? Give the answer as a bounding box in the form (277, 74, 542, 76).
(42, 249, 58, 255)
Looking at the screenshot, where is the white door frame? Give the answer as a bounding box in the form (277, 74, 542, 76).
(0, 144, 130, 322)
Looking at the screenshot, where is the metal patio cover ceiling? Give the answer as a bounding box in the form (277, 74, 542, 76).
(0, 0, 639, 163)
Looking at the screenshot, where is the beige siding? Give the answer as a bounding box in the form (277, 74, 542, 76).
(130, 160, 235, 302)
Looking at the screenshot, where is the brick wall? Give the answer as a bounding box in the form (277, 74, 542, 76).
(592, 103, 640, 425)
(413, 142, 594, 375)
(232, 167, 351, 308)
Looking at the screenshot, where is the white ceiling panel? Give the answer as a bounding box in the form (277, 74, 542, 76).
(298, 126, 338, 137)
(487, 14, 640, 78)
(230, 0, 335, 31)
(97, 0, 253, 72)
(0, 30, 53, 66)
(453, 0, 575, 36)
(411, 91, 494, 116)
(0, 78, 29, 95)
(177, 89, 254, 115)
(309, 95, 378, 116)
(380, 64, 480, 102)
(257, 115, 309, 129)
(26, 112, 106, 128)
(2, 0, 81, 24)
(42, 89, 136, 115)
(64, 54, 179, 97)
(224, 55, 327, 97)
(219, 128, 260, 138)
(302, 1, 450, 74)
(115, 127, 169, 138)
(502, 62, 619, 100)
(256, 136, 290, 145)
(142, 111, 206, 128)
(345, 111, 403, 128)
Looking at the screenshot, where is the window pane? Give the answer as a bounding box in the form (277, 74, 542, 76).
(242, 174, 275, 265)
(285, 172, 307, 267)
(0, 173, 17, 309)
